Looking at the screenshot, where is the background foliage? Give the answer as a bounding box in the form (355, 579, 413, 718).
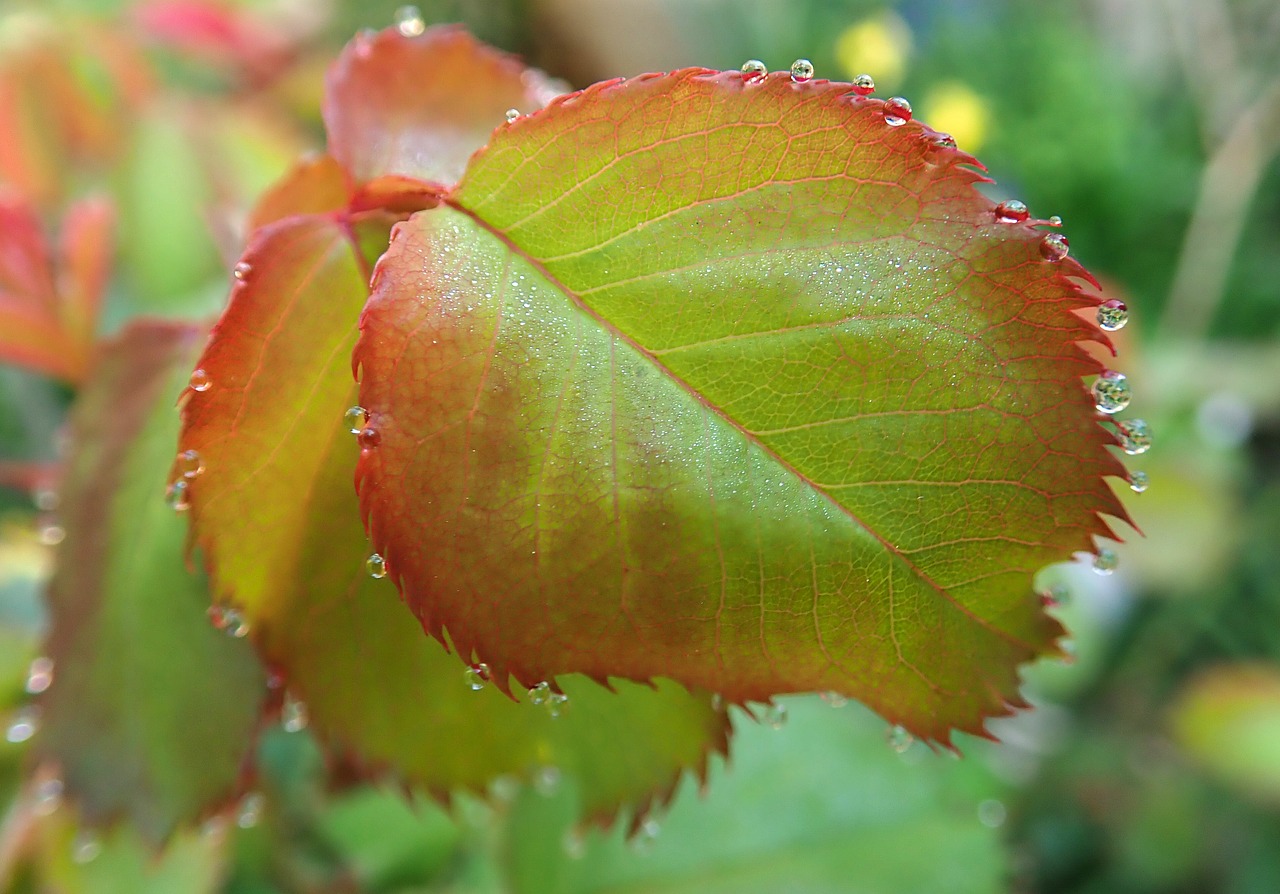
(2, 0, 1279, 891)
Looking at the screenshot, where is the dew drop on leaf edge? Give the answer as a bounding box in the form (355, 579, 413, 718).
(465, 663, 490, 690)
(761, 702, 787, 729)
(994, 199, 1029, 224)
(741, 59, 767, 81)
(851, 73, 875, 95)
(505, 108, 520, 123)
(789, 59, 814, 83)
(176, 449, 204, 479)
(886, 724, 914, 753)
(1129, 470, 1149, 493)
(1092, 370, 1132, 415)
(1097, 298, 1129, 331)
(367, 553, 387, 579)
(394, 5, 425, 37)
(357, 426, 381, 449)
(188, 368, 211, 392)
(166, 479, 190, 512)
(1115, 418, 1153, 455)
(232, 262, 251, 282)
(1040, 232, 1070, 261)
(883, 96, 912, 126)
(528, 681, 551, 705)
(1092, 548, 1119, 575)
(281, 695, 308, 733)
(344, 406, 367, 434)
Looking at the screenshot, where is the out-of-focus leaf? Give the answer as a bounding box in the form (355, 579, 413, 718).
(356, 68, 1129, 741)
(503, 697, 1007, 894)
(176, 215, 727, 822)
(0, 193, 106, 383)
(33, 321, 265, 844)
(245, 154, 350, 234)
(323, 25, 564, 186)
(1172, 664, 1280, 805)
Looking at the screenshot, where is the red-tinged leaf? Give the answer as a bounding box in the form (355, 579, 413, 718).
(355, 69, 1132, 742)
(33, 321, 266, 843)
(245, 154, 351, 234)
(323, 25, 564, 187)
(0, 193, 95, 383)
(56, 197, 114, 352)
(177, 215, 727, 820)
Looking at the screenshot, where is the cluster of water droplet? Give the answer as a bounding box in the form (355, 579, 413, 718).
(3, 657, 59, 746)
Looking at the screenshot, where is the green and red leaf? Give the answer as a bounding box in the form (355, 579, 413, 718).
(354, 68, 1131, 742)
(34, 321, 266, 844)
(176, 215, 727, 821)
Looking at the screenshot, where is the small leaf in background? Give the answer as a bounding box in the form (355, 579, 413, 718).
(503, 698, 1008, 894)
(177, 214, 728, 822)
(356, 68, 1131, 741)
(323, 25, 565, 186)
(1172, 664, 1280, 805)
(33, 321, 266, 844)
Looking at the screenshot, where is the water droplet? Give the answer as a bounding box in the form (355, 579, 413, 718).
(188, 368, 211, 392)
(547, 691, 569, 718)
(1096, 298, 1129, 331)
(1039, 232, 1070, 261)
(357, 426, 380, 449)
(505, 108, 520, 123)
(37, 523, 65, 546)
(1041, 583, 1069, 608)
(886, 724, 914, 753)
(562, 826, 587, 859)
(1129, 470, 1149, 493)
(1092, 370, 1131, 415)
(533, 765, 561, 796)
(236, 792, 265, 828)
(165, 480, 190, 512)
(207, 604, 250, 638)
(994, 199, 1029, 223)
(176, 449, 204, 479)
(232, 261, 251, 281)
(820, 691, 848, 707)
(25, 657, 53, 694)
(1048, 215, 1063, 227)
(710, 693, 723, 711)
(281, 694, 308, 733)
(528, 681, 551, 705)
(344, 406, 367, 434)
(929, 132, 957, 149)
(789, 59, 814, 83)
(740, 59, 767, 81)
(1115, 418, 1152, 455)
(71, 832, 102, 864)
(33, 488, 58, 511)
(1092, 548, 1119, 575)
(631, 818, 661, 854)
(851, 73, 875, 95)
(33, 777, 63, 816)
(366, 553, 387, 579)
(883, 96, 912, 126)
(6, 707, 39, 743)
(465, 663, 490, 691)
(978, 799, 1007, 828)
(761, 702, 787, 729)
(394, 5, 425, 37)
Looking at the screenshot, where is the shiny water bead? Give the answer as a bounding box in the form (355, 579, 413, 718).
(886, 724, 914, 753)
(208, 604, 250, 637)
(465, 663, 491, 691)
(630, 818, 661, 854)
(25, 657, 54, 694)
(357, 426, 381, 449)
(1129, 470, 1149, 493)
(344, 406, 367, 434)
(394, 5, 425, 37)
(740, 59, 767, 81)
(165, 479, 190, 512)
(5, 707, 39, 743)
(188, 368, 211, 392)
(851, 73, 875, 95)
(281, 695, 308, 733)
(1092, 548, 1119, 575)
(929, 132, 957, 149)
(232, 261, 251, 281)
(1092, 370, 1132, 414)
(1115, 418, 1153, 455)
(505, 108, 520, 123)
(789, 59, 814, 82)
(1097, 298, 1129, 331)
(71, 832, 102, 864)
(176, 449, 204, 479)
(366, 553, 387, 579)
(1041, 583, 1069, 608)
(547, 691, 570, 718)
(1039, 232, 1070, 261)
(994, 199, 1029, 223)
(1048, 215, 1063, 227)
(883, 96, 912, 126)
(761, 702, 787, 729)
(37, 523, 65, 546)
(528, 681, 551, 705)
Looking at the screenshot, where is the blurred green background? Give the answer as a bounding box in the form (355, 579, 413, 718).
(2, 0, 1279, 891)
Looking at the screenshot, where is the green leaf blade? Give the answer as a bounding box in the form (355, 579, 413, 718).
(356, 70, 1130, 740)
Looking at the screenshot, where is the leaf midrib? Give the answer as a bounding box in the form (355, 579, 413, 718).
(444, 196, 1040, 656)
